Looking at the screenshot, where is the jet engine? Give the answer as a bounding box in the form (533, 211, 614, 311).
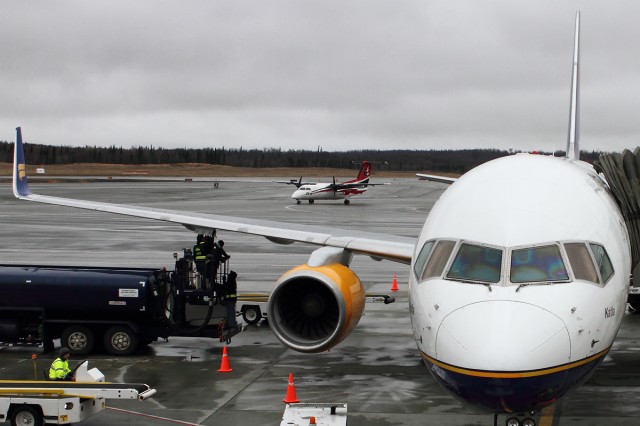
(267, 263, 366, 353)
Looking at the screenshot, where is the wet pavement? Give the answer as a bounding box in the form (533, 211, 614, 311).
(1, 178, 640, 425)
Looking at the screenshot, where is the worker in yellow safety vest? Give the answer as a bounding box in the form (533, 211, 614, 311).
(49, 347, 74, 381)
(193, 234, 207, 275)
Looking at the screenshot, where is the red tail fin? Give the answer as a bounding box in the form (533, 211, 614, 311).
(356, 161, 372, 181)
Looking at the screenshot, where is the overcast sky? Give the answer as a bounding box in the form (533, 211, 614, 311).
(1, 1, 639, 153)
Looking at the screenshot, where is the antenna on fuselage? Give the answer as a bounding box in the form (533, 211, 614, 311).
(566, 11, 580, 160)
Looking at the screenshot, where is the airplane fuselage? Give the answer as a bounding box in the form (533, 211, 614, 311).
(409, 153, 630, 411)
(291, 183, 367, 201)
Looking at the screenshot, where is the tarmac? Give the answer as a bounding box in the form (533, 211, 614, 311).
(1, 178, 640, 425)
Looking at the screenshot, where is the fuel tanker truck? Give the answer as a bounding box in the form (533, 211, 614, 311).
(0, 250, 241, 355)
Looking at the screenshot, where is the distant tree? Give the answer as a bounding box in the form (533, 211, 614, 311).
(0, 140, 608, 173)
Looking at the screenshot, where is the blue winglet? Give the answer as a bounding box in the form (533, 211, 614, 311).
(13, 127, 32, 197)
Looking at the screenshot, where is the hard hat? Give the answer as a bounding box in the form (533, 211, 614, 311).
(59, 347, 70, 357)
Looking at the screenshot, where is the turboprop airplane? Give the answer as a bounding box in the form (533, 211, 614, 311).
(11, 12, 632, 421)
(285, 161, 377, 204)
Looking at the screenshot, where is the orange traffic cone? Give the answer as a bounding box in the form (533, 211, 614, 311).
(217, 346, 233, 372)
(391, 274, 399, 292)
(282, 373, 300, 403)
(309, 416, 317, 425)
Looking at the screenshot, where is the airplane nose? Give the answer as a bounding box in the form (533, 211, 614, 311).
(436, 301, 570, 371)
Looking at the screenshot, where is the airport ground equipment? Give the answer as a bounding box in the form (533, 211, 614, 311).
(629, 285, 640, 311)
(0, 250, 242, 356)
(280, 403, 347, 426)
(595, 150, 640, 311)
(0, 360, 155, 426)
(237, 293, 268, 325)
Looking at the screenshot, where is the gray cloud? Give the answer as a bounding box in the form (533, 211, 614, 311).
(1, 0, 639, 153)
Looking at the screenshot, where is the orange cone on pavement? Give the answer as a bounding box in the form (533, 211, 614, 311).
(217, 346, 233, 372)
(309, 416, 317, 425)
(391, 274, 399, 291)
(282, 373, 300, 403)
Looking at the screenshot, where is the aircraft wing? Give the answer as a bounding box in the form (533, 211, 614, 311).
(333, 182, 388, 189)
(275, 178, 315, 187)
(12, 129, 415, 265)
(305, 181, 389, 194)
(416, 173, 457, 184)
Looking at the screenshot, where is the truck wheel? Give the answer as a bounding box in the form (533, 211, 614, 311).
(242, 306, 262, 325)
(11, 405, 43, 426)
(61, 326, 95, 355)
(104, 326, 138, 355)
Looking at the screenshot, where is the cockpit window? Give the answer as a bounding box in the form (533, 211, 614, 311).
(589, 243, 614, 283)
(564, 242, 599, 284)
(413, 240, 435, 280)
(421, 240, 456, 280)
(446, 243, 503, 283)
(510, 245, 569, 283)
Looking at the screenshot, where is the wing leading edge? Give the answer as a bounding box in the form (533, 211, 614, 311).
(416, 173, 457, 184)
(12, 128, 414, 264)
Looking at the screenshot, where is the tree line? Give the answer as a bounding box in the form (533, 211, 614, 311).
(0, 141, 603, 174)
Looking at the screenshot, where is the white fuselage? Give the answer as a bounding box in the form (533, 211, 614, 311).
(291, 183, 367, 201)
(409, 153, 630, 411)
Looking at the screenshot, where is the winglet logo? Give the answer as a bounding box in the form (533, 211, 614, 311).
(18, 163, 26, 181)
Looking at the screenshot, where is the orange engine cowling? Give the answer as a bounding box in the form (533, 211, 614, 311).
(267, 263, 366, 353)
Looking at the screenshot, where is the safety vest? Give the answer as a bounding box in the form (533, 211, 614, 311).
(49, 357, 71, 380)
(194, 242, 207, 261)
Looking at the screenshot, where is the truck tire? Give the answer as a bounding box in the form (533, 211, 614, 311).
(11, 405, 43, 426)
(104, 326, 138, 355)
(61, 326, 95, 355)
(242, 306, 262, 325)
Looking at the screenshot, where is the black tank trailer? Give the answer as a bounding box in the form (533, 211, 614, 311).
(0, 251, 238, 355)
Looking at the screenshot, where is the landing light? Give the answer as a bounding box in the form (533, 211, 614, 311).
(506, 418, 520, 426)
(522, 419, 536, 426)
